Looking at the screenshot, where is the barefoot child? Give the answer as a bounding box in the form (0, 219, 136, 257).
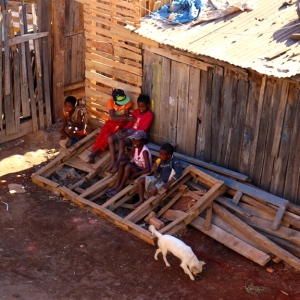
(106, 130, 152, 197)
(108, 95, 153, 172)
(136, 143, 182, 207)
(88, 89, 134, 164)
(59, 96, 86, 149)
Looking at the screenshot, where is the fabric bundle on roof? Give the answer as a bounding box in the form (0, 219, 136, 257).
(150, 0, 255, 24)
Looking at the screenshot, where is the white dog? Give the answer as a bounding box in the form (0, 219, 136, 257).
(149, 225, 205, 281)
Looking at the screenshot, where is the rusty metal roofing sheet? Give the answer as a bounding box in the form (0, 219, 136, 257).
(134, 0, 300, 78)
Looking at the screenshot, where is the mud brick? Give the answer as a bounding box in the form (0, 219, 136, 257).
(144, 211, 157, 223)
(149, 217, 165, 230)
(162, 209, 186, 221)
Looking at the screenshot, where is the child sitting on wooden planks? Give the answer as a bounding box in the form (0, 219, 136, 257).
(59, 96, 86, 149)
(88, 89, 135, 164)
(136, 143, 182, 207)
(106, 130, 152, 198)
(108, 94, 154, 173)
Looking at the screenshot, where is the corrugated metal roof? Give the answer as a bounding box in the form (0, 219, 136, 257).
(135, 0, 300, 78)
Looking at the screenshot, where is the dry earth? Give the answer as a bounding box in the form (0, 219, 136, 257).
(1, 124, 300, 300)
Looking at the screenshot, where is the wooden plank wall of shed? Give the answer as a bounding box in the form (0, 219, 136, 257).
(52, 0, 85, 122)
(143, 49, 300, 205)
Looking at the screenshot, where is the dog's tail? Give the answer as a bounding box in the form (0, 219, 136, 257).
(149, 225, 162, 238)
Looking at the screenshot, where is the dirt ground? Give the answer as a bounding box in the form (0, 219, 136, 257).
(1, 124, 300, 300)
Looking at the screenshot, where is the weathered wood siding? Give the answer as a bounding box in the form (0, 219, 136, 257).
(143, 46, 300, 205)
(0, 1, 51, 143)
(52, 0, 85, 122)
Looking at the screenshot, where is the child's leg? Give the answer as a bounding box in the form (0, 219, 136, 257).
(115, 163, 138, 192)
(136, 177, 146, 207)
(118, 138, 132, 160)
(110, 160, 127, 190)
(108, 134, 119, 171)
(88, 149, 99, 164)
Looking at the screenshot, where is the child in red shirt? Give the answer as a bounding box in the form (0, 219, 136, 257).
(108, 95, 154, 172)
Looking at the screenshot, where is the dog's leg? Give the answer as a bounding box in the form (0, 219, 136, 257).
(162, 250, 170, 267)
(154, 248, 161, 260)
(180, 263, 195, 281)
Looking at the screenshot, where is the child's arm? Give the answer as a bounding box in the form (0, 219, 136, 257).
(130, 150, 151, 179)
(75, 109, 84, 128)
(163, 159, 182, 191)
(108, 108, 135, 122)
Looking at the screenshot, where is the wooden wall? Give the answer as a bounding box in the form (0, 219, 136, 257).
(0, 1, 52, 143)
(76, 0, 157, 124)
(53, 0, 85, 122)
(142, 45, 300, 205)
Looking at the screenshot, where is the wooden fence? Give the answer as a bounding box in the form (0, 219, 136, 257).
(0, 1, 51, 143)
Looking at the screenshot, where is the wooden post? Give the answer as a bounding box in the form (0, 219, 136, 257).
(52, 0, 66, 122)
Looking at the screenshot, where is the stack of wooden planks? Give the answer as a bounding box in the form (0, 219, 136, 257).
(31, 129, 300, 271)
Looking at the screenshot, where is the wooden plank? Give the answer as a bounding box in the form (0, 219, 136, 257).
(18, 7, 31, 120)
(9, 32, 49, 46)
(13, 45, 21, 133)
(176, 63, 191, 155)
(213, 203, 300, 271)
(249, 75, 266, 178)
(216, 196, 252, 217)
(260, 80, 281, 191)
(219, 72, 236, 167)
(210, 65, 223, 165)
(271, 80, 289, 158)
(195, 69, 207, 160)
(271, 83, 297, 196)
(0, 13, 2, 130)
(204, 205, 212, 230)
(85, 69, 141, 94)
(185, 67, 201, 157)
(240, 73, 259, 174)
(3, 11, 16, 135)
(41, 38, 52, 127)
(158, 56, 171, 144)
(52, 0, 65, 121)
(232, 190, 243, 205)
(20, 4, 39, 132)
(228, 79, 248, 171)
(284, 87, 300, 202)
(102, 184, 136, 209)
(190, 216, 271, 266)
(32, 3, 45, 129)
(150, 54, 162, 144)
(143, 45, 211, 71)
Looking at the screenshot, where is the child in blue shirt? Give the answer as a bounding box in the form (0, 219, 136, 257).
(136, 143, 182, 207)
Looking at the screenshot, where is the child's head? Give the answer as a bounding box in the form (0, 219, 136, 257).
(159, 143, 174, 161)
(137, 95, 150, 114)
(112, 89, 130, 106)
(129, 130, 148, 147)
(64, 96, 77, 114)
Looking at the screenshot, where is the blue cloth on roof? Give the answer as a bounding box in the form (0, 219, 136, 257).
(152, 0, 206, 24)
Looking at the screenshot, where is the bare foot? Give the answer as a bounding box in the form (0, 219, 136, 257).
(110, 167, 118, 174)
(133, 199, 144, 208)
(88, 154, 95, 164)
